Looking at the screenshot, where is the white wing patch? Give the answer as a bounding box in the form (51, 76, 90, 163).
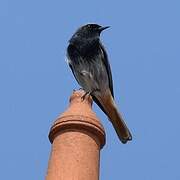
(65, 56, 72, 65)
(81, 70, 93, 78)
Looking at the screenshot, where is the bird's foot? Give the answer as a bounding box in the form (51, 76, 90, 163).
(73, 88, 84, 92)
(81, 89, 100, 101)
(81, 91, 91, 101)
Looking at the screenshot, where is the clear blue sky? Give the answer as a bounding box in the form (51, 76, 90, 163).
(0, 0, 180, 179)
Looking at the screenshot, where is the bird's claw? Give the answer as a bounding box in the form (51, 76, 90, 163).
(81, 91, 91, 101)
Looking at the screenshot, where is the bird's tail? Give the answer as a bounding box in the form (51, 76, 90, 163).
(94, 89, 132, 144)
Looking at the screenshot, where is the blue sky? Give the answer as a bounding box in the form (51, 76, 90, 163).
(0, 0, 180, 179)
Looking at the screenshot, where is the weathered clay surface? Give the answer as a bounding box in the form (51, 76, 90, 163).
(46, 90, 105, 180)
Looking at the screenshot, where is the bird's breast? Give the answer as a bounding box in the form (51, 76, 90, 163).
(70, 37, 99, 57)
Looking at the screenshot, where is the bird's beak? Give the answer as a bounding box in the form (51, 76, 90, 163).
(98, 26, 110, 32)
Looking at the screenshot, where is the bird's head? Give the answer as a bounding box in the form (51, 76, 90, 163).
(71, 24, 110, 40)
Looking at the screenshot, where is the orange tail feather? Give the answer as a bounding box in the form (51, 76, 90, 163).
(95, 90, 132, 144)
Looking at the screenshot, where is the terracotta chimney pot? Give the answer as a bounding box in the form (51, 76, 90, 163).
(46, 90, 106, 180)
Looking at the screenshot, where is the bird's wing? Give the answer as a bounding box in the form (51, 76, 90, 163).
(99, 43, 114, 98)
(67, 44, 82, 85)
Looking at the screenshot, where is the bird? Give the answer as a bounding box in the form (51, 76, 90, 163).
(66, 24, 132, 143)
